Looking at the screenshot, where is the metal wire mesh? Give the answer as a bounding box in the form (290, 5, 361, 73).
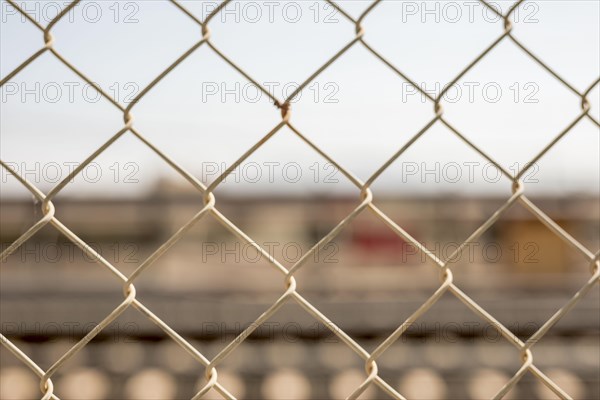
(1, 0, 599, 399)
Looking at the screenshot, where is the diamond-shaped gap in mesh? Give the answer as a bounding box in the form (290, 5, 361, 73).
(70, 308, 210, 400)
(442, 39, 583, 171)
(130, 210, 285, 360)
(204, 301, 376, 400)
(449, 200, 594, 343)
(292, 206, 442, 353)
(511, 0, 600, 90)
(291, 43, 433, 182)
(46, 129, 214, 276)
(209, 125, 363, 270)
(198, 0, 356, 92)
(378, 291, 524, 400)
(47, 1, 200, 93)
(0, 52, 124, 191)
(101, 308, 189, 398)
(370, 122, 514, 260)
(40, 335, 127, 400)
(361, 0, 501, 91)
(375, 290, 531, 399)
(0, 4, 42, 77)
(132, 44, 281, 183)
(0, 223, 131, 375)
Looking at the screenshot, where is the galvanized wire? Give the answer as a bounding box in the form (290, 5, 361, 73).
(1, 0, 599, 399)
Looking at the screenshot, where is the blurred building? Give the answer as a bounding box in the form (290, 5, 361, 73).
(1, 184, 598, 399)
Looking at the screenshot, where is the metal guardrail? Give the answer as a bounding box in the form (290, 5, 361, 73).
(1, 0, 599, 399)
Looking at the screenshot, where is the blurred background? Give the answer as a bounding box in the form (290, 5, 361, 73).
(1, 0, 599, 399)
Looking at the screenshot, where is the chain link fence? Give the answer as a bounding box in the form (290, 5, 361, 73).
(1, 0, 599, 399)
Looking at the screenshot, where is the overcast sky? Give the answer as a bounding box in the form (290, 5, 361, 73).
(1, 0, 599, 198)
